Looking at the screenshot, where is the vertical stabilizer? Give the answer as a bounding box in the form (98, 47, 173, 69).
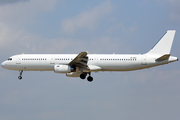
(147, 30, 176, 55)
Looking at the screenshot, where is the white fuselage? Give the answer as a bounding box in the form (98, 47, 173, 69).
(1, 54, 178, 72)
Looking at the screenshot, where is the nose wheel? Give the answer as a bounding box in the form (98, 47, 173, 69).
(18, 70, 23, 80)
(18, 76, 22, 80)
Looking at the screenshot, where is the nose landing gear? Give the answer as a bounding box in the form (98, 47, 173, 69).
(18, 70, 23, 80)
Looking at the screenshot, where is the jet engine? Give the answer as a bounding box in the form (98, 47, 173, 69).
(54, 65, 75, 73)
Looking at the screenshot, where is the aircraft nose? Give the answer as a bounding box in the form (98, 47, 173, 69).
(1, 61, 6, 68)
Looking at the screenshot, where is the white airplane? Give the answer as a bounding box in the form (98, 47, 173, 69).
(1, 30, 178, 82)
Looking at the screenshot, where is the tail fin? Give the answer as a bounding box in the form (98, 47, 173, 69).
(147, 30, 176, 55)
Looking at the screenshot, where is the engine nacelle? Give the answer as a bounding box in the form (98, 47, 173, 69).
(54, 65, 75, 73)
(66, 72, 81, 77)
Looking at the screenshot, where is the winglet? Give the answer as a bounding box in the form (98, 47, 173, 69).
(147, 30, 176, 55)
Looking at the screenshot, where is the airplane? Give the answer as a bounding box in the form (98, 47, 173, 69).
(1, 30, 178, 82)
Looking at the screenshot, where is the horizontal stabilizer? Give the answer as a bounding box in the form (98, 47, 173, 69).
(156, 54, 170, 61)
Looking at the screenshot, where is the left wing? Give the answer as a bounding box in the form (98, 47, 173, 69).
(69, 52, 89, 69)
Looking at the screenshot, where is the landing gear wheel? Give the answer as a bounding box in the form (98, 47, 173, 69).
(80, 73, 86, 79)
(87, 76, 93, 82)
(18, 70, 23, 80)
(18, 76, 22, 80)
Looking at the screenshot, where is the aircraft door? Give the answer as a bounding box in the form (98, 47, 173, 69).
(16, 56, 21, 64)
(50, 56, 55, 64)
(141, 55, 147, 65)
(93, 57, 98, 64)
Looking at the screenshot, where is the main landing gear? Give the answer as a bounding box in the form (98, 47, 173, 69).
(18, 70, 23, 80)
(80, 72, 93, 82)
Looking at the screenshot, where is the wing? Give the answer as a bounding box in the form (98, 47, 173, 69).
(69, 52, 89, 69)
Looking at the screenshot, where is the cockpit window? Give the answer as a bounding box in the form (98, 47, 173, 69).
(7, 58, 12, 61)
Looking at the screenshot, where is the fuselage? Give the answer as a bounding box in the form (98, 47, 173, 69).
(1, 53, 178, 72)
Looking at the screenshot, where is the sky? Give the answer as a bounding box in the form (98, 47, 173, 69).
(0, 0, 180, 120)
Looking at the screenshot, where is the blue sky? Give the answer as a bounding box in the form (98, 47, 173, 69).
(0, 0, 180, 120)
